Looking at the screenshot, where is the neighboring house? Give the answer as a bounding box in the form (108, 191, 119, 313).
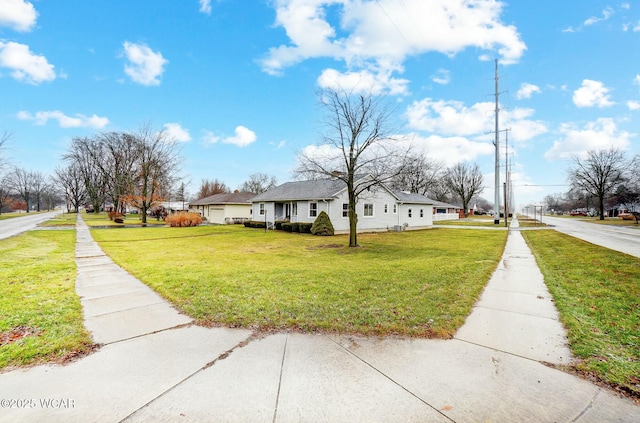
(431, 200, 463, 221)
(189, 191, 256, 224)
(250, 177, 434, 232)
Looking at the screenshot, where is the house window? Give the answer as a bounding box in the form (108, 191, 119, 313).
(292, 203, 297, 216)
(342, 203, 348, 218)
(364, 203, 374, 217)
(408, 208, 412, 218)
(393, 204, 397, 214)
(420, 209, 424, 217)
(309, 202, 318, 217)
(384, 204, 388, 214)
(259, 203, 265, 215)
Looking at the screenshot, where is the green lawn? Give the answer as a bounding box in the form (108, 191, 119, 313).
(82, 211, 166, 227)
(38, 212, 77, 227)
(92, 226, 507, 338)
(0, 230, 94, 371)
(522, 230, 640, 397)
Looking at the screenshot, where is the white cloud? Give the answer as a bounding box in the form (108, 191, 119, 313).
(270, 140, 287, 149)
(405, 98, 547, 142)
(408, 133, 494, 165)
(431, 68, 450, 85)
(544, 118, 634, 160)
(317, 67, 409, 95)
(634, 74, 640, 87)
(17, 110, 109, 128)
(199, 0, 212, 15)
(122, 41, 168, 86)
(260, 0, 526, 89)
(572, 79, 614, 108)
(516, 83, 541, 100)
(584, 7, 614, 26)
(163, 123, 191, 143)
(0, 0, 37, 32)
(203, 126, 257, 147)
(627, 100, 640, 111)
(0, 41, 55, 84)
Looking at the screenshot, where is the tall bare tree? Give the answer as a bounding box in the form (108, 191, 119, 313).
(123, 125, 182, 225)
(7, 167, 34, 212)
(55, 163, 86, 213)
(0, 174, 11, 214)
(391, 154, 443, 195)
(568, 148, 633, 220)
(64, 137, 108, 213)
(0, 131, 10, 176)
(444, 162, 484, 217)
(295, 88, 408, 247)
(30, 171, 48, 212)
(239, 173, 276, 194)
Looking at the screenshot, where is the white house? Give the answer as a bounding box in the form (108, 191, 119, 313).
(250, 177, 434, 232)
(189, 191, 255, 224)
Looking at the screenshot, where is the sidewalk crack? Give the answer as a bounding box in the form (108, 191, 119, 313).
(330, 338, 457, 423)
(570, 389, 599, 422)
(119, 331, 259, 422)
(272, 333, 289, 423)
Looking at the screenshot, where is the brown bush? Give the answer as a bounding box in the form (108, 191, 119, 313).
(165, 212, 203, 227)
(108, 211, 124, 222)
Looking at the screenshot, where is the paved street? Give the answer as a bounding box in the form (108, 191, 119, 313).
(0, 210, 61, 241)
(533, 215, 640, 259)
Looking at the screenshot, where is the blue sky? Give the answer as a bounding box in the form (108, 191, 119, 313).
(0, 0, 638, 208)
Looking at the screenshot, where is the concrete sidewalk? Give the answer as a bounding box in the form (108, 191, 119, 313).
(0, 218, 638, 422)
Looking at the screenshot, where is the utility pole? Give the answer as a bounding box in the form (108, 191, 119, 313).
(493, 59, 501, 225)
(504, 128, 511, 227)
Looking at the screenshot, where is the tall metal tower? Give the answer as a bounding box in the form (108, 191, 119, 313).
(493, 59, 501, 225)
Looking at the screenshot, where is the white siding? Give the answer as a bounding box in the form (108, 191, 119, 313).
(251, 192, 433, 232)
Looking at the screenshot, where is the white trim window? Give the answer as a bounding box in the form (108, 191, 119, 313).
(292, 203, 297, 217)
(384, 204, 388, 214)
(393, 204, 397, 214)
(309, 202, 318, 218)
(420, 209, 424, 217)
(364, 203, 374, 217)
(342, 203, 348, 218)
(259, 203, 265, 215)
(408, 208, 412, 218)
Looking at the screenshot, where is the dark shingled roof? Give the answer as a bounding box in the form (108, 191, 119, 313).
(251, 179, 348, 202)
(251, 177, 436, 206)
(189, 191, 256, 206)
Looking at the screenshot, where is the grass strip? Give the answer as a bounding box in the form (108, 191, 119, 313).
(0, 230, 94, 371)
(92, 225, 507, 338)
(522, 230, 640, 398)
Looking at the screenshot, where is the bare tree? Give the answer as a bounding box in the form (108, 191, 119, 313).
(64, 137, 109, 213)
(7, 167, 35, 212)
(98, 132, 139, 213)
(444, 162, 484, 217)
(239, 173, 277, 194)
(30, 171, 48, 212)
(123, 125, 182, 225)
(55, 164, 86, 213)
(0, 131, 11, 175)
(391, 154, 444, 196)
(568, 148, 633, 220)
(295, 88, 408, 247)
(0, 174, 12, 214)
(197, 178, 229, 199)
